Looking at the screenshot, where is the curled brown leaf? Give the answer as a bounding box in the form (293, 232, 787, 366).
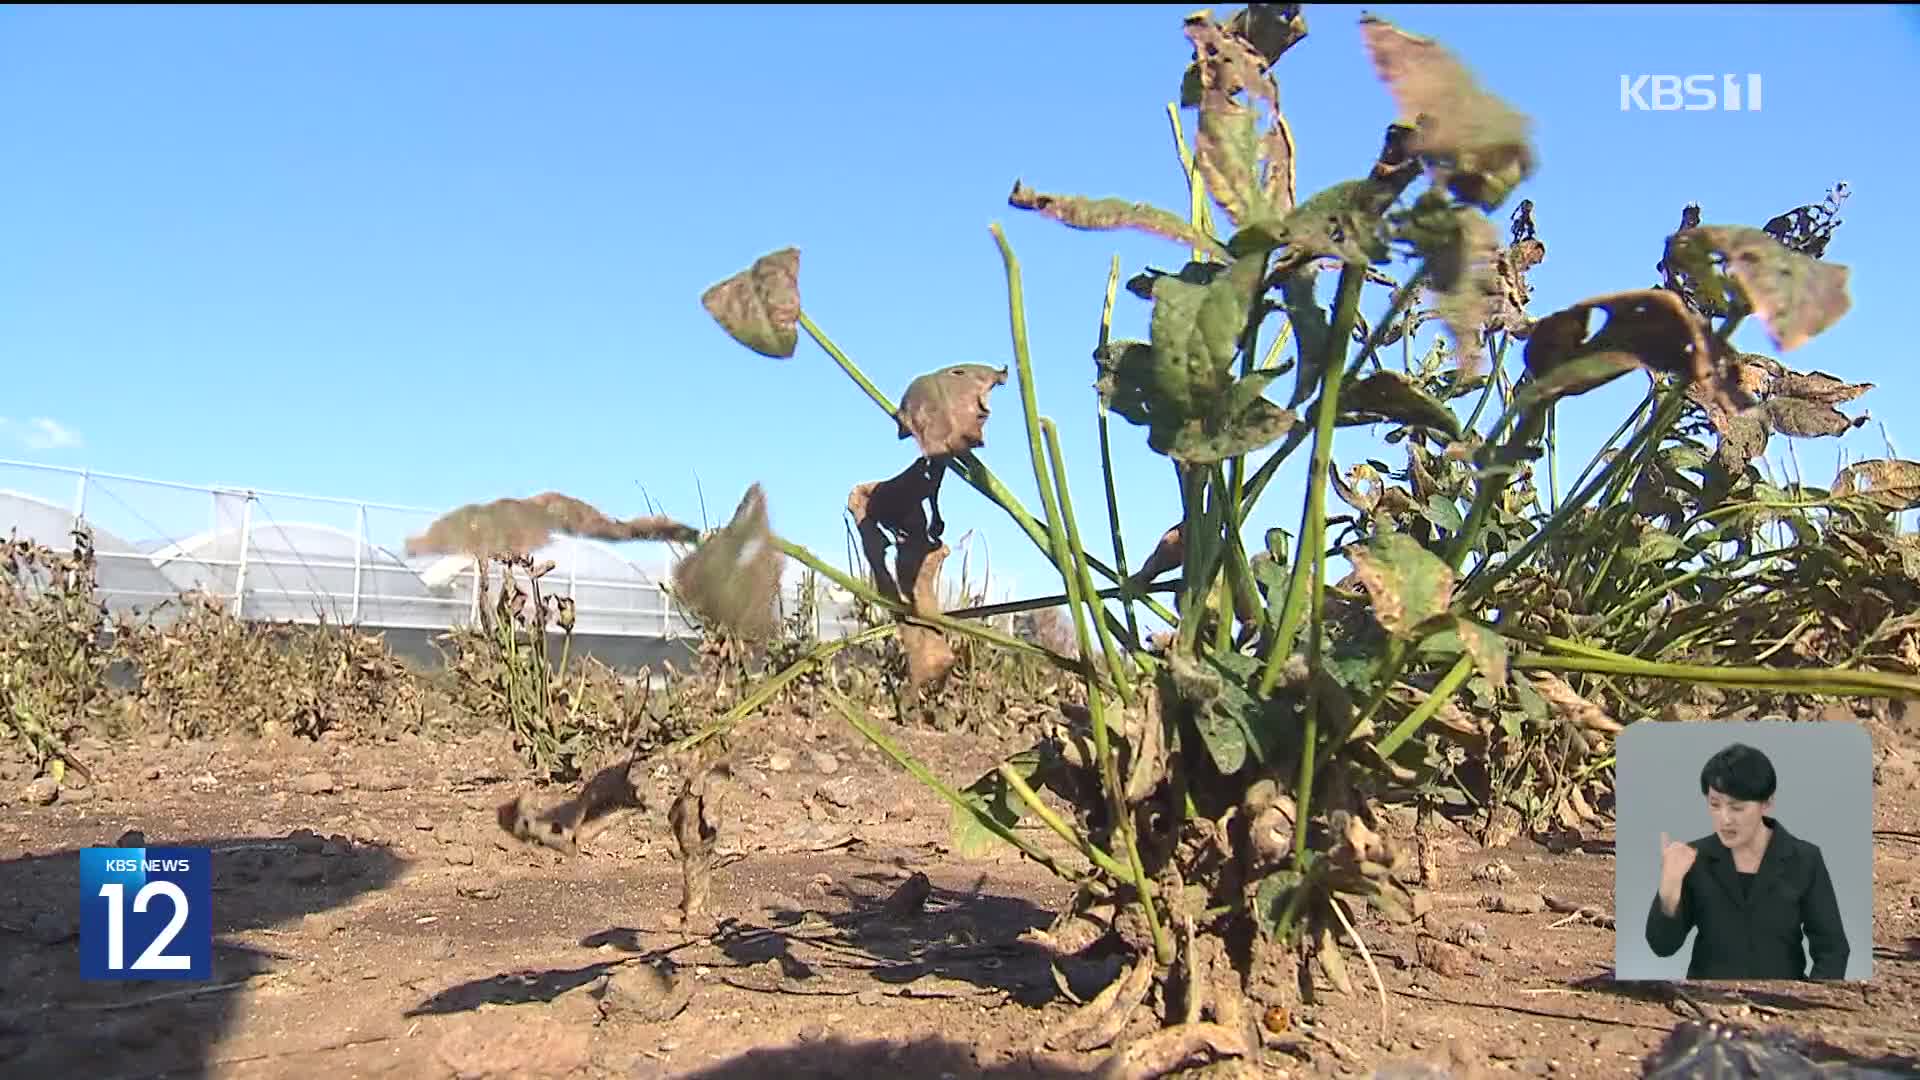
(670, 485, 784, 642)
(1833, 459, 1920, 513)
(406, 492, 700, 559)
(701, 248, 801, 359)
(895, 364, 1009, 459)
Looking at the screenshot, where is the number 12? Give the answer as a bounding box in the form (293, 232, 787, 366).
(98, 881, 192, 971)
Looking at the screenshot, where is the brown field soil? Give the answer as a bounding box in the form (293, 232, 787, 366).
(4, 710, 1920, 1080)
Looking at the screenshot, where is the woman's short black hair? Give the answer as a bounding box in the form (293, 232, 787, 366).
(1699, 742, 1777, 802)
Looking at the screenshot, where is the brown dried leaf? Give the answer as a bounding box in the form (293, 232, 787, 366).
(1128, 524, 1185, 587)
(1008, 181, 1227, 260)
(701, 248, 801, 359)
(1359, 15, 1535, 210)
(670, 485, 784, 642)
(406, 492, 700, 559)
(848, 459, 945, 602)
(1833, 459, 1920, 512)
(1527, 672, 1622, 735)
(895, 364, 1009, 459)
(1764, 396, 1866, 438)
(1772, 369, 1872, 404)
(900, 543, 958, 691)
(1347, 532, 1454, 639)
(1666, 225, 1852, 352)
(1520, 289, 1745, 420)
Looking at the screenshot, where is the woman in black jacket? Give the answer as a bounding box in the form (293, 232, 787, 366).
(1644, 741, 1851, 980)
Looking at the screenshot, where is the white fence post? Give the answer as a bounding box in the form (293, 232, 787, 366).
(232, 493, 255, 618)
(351, 503, 367, 625)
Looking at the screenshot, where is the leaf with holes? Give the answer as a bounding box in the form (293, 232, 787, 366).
(702, 248, 802, 359)
(1349, 532, 1455, 639)
(895, 364, 1010, 459)
(1518, 289, 1740, 418)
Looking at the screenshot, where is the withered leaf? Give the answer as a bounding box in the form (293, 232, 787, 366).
(1772, 369, 1871, 404)
(1418, 201, 1503, 375)
(1519, 289, 1742, 419)
(895, 364, 1009, 459)
(1183, 12, 1299, 222)
(848, 459, 945, 601)
(1008, 181, 1226, 260)
(1528, 673, 1621, 735)
(406, 492, 700, 559)
(670, 484, 784, 641)
(1161, 372, 1298, 465)
(901, 543, 958, 690)
(1226, 3, 1309, 66)
(1764, 396, 1866, 438)
(1348, 531, 1454, 639)
(1833, 459, 1920, 513)
(1339, 370, 1463, 440)
(1664, 225, 1852, 352)
(701, 248, 801, 359)
(1359, 15, 1536, 211)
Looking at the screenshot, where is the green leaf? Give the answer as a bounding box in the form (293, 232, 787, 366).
(1421, 494, 1465, 534)
(1358, 16, 1536, 210)
(1666, 224, 1852, 352)
(1454, 618, 1509, 690)
(1195, 91, 1262, 227)
(1628, 526, 1683, 565)
(1167, 653, 1248, 776)
(1338, 370, 1463, 440)
(1233, 178, 1397, 266)
(1149, 255, 1259, 418)
(949, 748, 1048, 859)
(1009, 181, 1227, 260)
(1513, 674, 1548, 724)
(1253, 867, 1306, 941)
(701, 248, 801, 359)
(1160, 373, 1298, 464)
(1347, 531, 1455, 639)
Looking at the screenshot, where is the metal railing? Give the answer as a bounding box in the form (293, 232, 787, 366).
(0, 458, 863, 642)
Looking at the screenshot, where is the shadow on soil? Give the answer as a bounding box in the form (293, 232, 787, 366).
(0, 834, 404, 1080)
(676, 1035, 1099, 1079)
(405, 871, 1079, 1019)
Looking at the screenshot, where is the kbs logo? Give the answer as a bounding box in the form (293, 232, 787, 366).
(79, 846, 213, 980)
(1620, 74, 1763, 112)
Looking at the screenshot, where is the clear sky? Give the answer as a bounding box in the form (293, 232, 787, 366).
(4, 5, 1917, 610)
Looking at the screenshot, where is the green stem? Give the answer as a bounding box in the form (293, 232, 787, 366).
(670, 623, 898, 753)
(995, 762, 1132, 889)
(775, 537, 1106, 688)
(1375, 653, 1475, 760)
(1094, 255, 1142, 648)
(1044, 419, 1135, 703)
(1260, 264, 1366, 697)
(1509, 650, 1920, 698)
(800, 310, 1177, 629)
(1046, 442, 1169, 964)
(823, 685, 1101, 892)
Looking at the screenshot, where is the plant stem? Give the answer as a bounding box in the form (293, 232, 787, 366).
(1094, 255, 1142, 647)
(823, 685, 1102, 893)
(1044, 420, 1135, 703)
(800, 310, 1178, 629)
(775, 538, 1107, 688)
(995, 762, 1132, 886)
(670, 623, 898, 753)
(1260, 264, 1366, 697)
(1375, 654, 1474, 759)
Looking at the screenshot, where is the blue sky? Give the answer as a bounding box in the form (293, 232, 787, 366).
(3, 4, 1917, 612)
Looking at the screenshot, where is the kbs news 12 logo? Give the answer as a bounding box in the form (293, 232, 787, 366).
(1620, 74, 1763, 112)
(79, 846, 214, 980)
